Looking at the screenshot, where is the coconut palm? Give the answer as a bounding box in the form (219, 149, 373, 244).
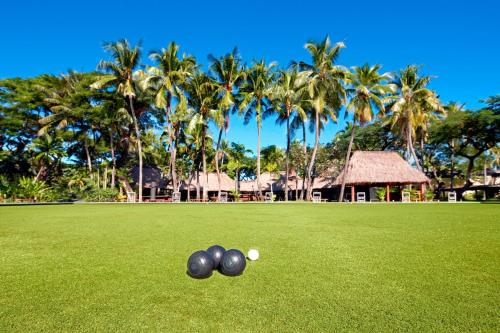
(338, 64, 394, 202)
(270, 69, 307, 201)
(138, 42, 196, 191)
(385, 65, 442, 171)
(239, 60, 276, 198)
(299, 36, 347, 199)
(91, 39, 144, 201)
(185, 73, 218, 201)
(208, 48, 245, 199)
(226, 142, 252, 192)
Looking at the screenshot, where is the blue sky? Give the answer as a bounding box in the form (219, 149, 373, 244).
(1, 0, 498, 152)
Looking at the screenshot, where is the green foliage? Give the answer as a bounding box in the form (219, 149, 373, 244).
(375, 187, 386, 201)
(82, 188, 119, 202)
(17, 177, 49, 201)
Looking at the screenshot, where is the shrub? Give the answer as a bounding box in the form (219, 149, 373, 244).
(82, 188, 118, 202)
(375, 187, 386, 201)
(18, 177, 49, 202)
(230, 189, 241, 202)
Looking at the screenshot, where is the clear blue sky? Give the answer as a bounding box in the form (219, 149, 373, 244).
(1, 0, 498, 152)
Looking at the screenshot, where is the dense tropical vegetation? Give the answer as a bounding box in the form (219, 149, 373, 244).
(0, 36, 498, 202)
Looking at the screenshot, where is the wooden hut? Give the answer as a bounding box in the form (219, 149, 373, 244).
(333, 151, 430, 202)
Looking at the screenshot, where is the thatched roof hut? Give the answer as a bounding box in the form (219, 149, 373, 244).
(333, 151, 430, 186)
(180, 172, 235, 192)
(130, 166, 164, 189)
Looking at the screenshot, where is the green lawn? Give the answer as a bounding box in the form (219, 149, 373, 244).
(1, 203, 499, 332)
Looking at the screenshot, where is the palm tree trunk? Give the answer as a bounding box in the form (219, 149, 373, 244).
(256, 117, 262, 199)
(407, 122, 421, 171)
(84, 137, 92, 176)
(306, 109, 320, 200)
(339, 123, 356, 202)
(110, 132, 116, 189)
(285, 109, 291, 202)
(201, 125, 208, 201)
(166, 95, 178, 192)
(196, 169, 200, 200)
(215, 127, 223, 200)
(129, 95, 143, 202)
(301, 120, 307, 200)
(35, 164, 45, 181)
(171, 125, 178, 191)
(450, 142, 455, 190)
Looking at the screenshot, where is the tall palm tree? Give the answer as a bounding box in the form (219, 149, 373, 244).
(385, 65, 442, 171)
(299, 36, 347, 199)
(270, 69, 307, 201)
(239, 60, 276, 198)
(138, 42, 196, 191)
(91, 39, 144, 201)
(338, 64, 393, 202)
(186, 73, 218, 201)
(208, 48, 245, 199)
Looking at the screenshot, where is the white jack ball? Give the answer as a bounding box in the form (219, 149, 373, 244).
(247, 249, 259, 261)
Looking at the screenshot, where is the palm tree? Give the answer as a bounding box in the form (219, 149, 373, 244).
(239, 60, 276, 198)
(138, 42, 196, 191)
(385, 65, 442, 171)
(91, 39, 144, 201)
(261, 145, 285, 198)
(226, 142, 252, 192)
(30, 134, 66, 180)
(299, 36, 347, 199)
(208, 48, 245, 199)
(186, 73, 218, 201)
(338, 64, 393, 202)
(270, 69, 307, 201)
(38, 71, 98, 176)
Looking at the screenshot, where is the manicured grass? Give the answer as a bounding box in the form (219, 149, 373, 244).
(1, 203, 499, 332)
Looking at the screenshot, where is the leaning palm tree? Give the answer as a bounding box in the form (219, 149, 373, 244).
(270, 69, 307, 201)
(91, 39, 144, 201)
(338, 64, 394, 202)
(239, 60, 276, 198)
(385, 65, 442, 171)
(299, 36, 347, 199)
(185, 73, 218, 201)
(30, 134, 66, 181)
(208, 48, 245, 199)
(137, 42, 196, 191)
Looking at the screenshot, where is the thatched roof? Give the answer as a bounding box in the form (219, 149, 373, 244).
(180, 172, 235, 192)
(130, 166, 163, 188)
(332, 151, 430, 186)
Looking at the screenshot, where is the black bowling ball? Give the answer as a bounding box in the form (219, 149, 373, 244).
(207, 245, 226, 269)
(187, 250, 214, 279)
(220, 249, 246, 276)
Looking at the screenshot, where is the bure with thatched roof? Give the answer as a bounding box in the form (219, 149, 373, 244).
(333, 151, 430, 202)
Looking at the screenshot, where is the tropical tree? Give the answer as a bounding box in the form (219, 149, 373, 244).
(270, 69, 307, 200)
(91, 39, 144, 201)
(239, 60, 276, 198)
(299, 36, 347, 199)
(226, 142, 253, 192)
(338, 64, 393, 201)
(29, 134, 66, 180)
(138, 42, 196, 191)
(261, 145, 285, 197)
(385, 65, 442, 171)
(186, 73, 218, 200)
(208, 48, 245, 199)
